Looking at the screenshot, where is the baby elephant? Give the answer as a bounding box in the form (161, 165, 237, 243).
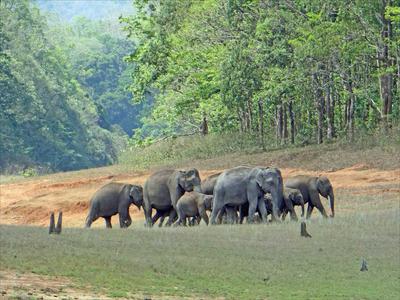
(281, 187, 304, 221)
(85, 182, 143, 228)
(176, 192, 213, 226)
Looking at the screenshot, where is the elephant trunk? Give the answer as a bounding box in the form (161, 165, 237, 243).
(271, 181, 284, 220)
(329, 190, 335, 218)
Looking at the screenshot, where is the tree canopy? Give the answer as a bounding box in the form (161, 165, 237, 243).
(0, 0, 141, 172)
(122, 0, 399, 145)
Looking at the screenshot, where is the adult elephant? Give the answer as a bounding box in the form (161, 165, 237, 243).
(143, 168, 202, 227)
(210, 166, 284, 224)
(201, 172, 239, 224)
(201, 172, 221, 195)
(85, 182, 143, 228)
(285, 175, 334, 218)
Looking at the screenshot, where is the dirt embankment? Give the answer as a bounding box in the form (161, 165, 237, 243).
(0, 164, 399, 228)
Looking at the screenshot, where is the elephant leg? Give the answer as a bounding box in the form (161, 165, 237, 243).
(159, 214, 167, 227)
(310, 191, 328, 218)
(198, 204, 209, 225)
(143, 205, 153, 227)
(216, 206, 226, 224)
(247, 201, 258, 223)
(226, 207, 238, 224)
(104, 216, 112, 228)
(210, 201, 225, 225)
(306, 203, 314, 219)
(119, 208, 132, 228)
(281, 209, 288, 221)
(239, 205, 246, 224)
(314, 202, 328, 218)
(257, 198, 268, 223)
(165, 209, 177, 226)
(152, 210, 163, 226)
(180, 214, 187, 226)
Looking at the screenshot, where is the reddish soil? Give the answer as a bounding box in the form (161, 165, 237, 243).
(0, 165, 399, 228)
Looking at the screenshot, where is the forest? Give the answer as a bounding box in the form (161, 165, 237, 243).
(123, 0, 399, 145)
(0, 0, 399, 173)
(0, 0, 144, 173)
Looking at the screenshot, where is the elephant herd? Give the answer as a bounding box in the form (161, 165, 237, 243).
(85, 166, 335, 228)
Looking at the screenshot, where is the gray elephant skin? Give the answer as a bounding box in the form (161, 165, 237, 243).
(176, 192, 213, 226)
(143, 168, 202, 227)
(201, 172, 221, 195)
(85, 182, 143, 228)
(285, 175, 334, 218)
(281, 187, 305, 220)
(210, 166, 284, 224)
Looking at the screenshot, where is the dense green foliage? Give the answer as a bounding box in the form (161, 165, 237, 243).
(0, 1, 131, 172)
(122, 0, 399, 145)
(47, 16, 147, 136)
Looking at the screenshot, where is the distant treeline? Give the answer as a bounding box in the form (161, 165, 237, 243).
(0, 0, 144, 173)
(122, 0, 399, 145)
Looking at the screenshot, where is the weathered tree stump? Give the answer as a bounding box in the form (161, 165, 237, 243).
(300, 222, 312, 238)
(49, 212, 55, 234)
(360, 258, 368, 271)
(55, 211, 62, 234)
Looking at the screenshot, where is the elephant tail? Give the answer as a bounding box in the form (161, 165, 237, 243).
(84, 201, 98, 228)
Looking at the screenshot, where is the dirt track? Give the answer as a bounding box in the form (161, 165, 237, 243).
(1, 164, 399, 228)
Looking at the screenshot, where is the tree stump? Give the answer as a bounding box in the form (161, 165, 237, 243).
(300, 222, 312, 238)
(55, 211, 62, 234)
(49, 212, 55, 234)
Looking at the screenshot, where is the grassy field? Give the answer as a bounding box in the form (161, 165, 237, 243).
(1, 189, 399, 299)
(1, 135, 399, 299)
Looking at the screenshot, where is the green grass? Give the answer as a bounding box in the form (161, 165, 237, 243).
(1, 191, 399, 299)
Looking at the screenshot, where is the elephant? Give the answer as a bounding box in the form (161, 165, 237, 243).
(239, 196, 273, 224)
(285, 175, 335, 218)
(85, 182, 143, 228)
(281, 187, 305, 221)
(151, 208, 177, 227)
(176, 192, 213, 226)
(143, 168, 202, 227)
(201, 172, 221, 195)
(210, 166, 284, 224)
(262, 187, 304, 221)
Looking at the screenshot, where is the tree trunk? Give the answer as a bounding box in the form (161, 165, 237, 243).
(378, 0, 393, 128)
(313, 73, 324, 144)
(283, 103, 288, 144)
(276, 104, 283, 144)
(258, 100, 265, 149)
(289, 100, 295, 144)
(326, 74, 334, 140)
(343, 69, 355, 140)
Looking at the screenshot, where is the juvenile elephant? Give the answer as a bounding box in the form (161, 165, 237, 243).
(239, 196, 272, 224)
(210, 166, 284, 224)
(285, 175, 334, 218)
(85, 182, 143, 228)
(176, 192, 213, 226)
(263, 187, 304, 221)
(143, 168, 202, 227)
(281, 187, 305, 220)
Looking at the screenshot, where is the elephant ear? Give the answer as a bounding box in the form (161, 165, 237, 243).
(254, 169, 265, 190)
(316, 176, 330, 197)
